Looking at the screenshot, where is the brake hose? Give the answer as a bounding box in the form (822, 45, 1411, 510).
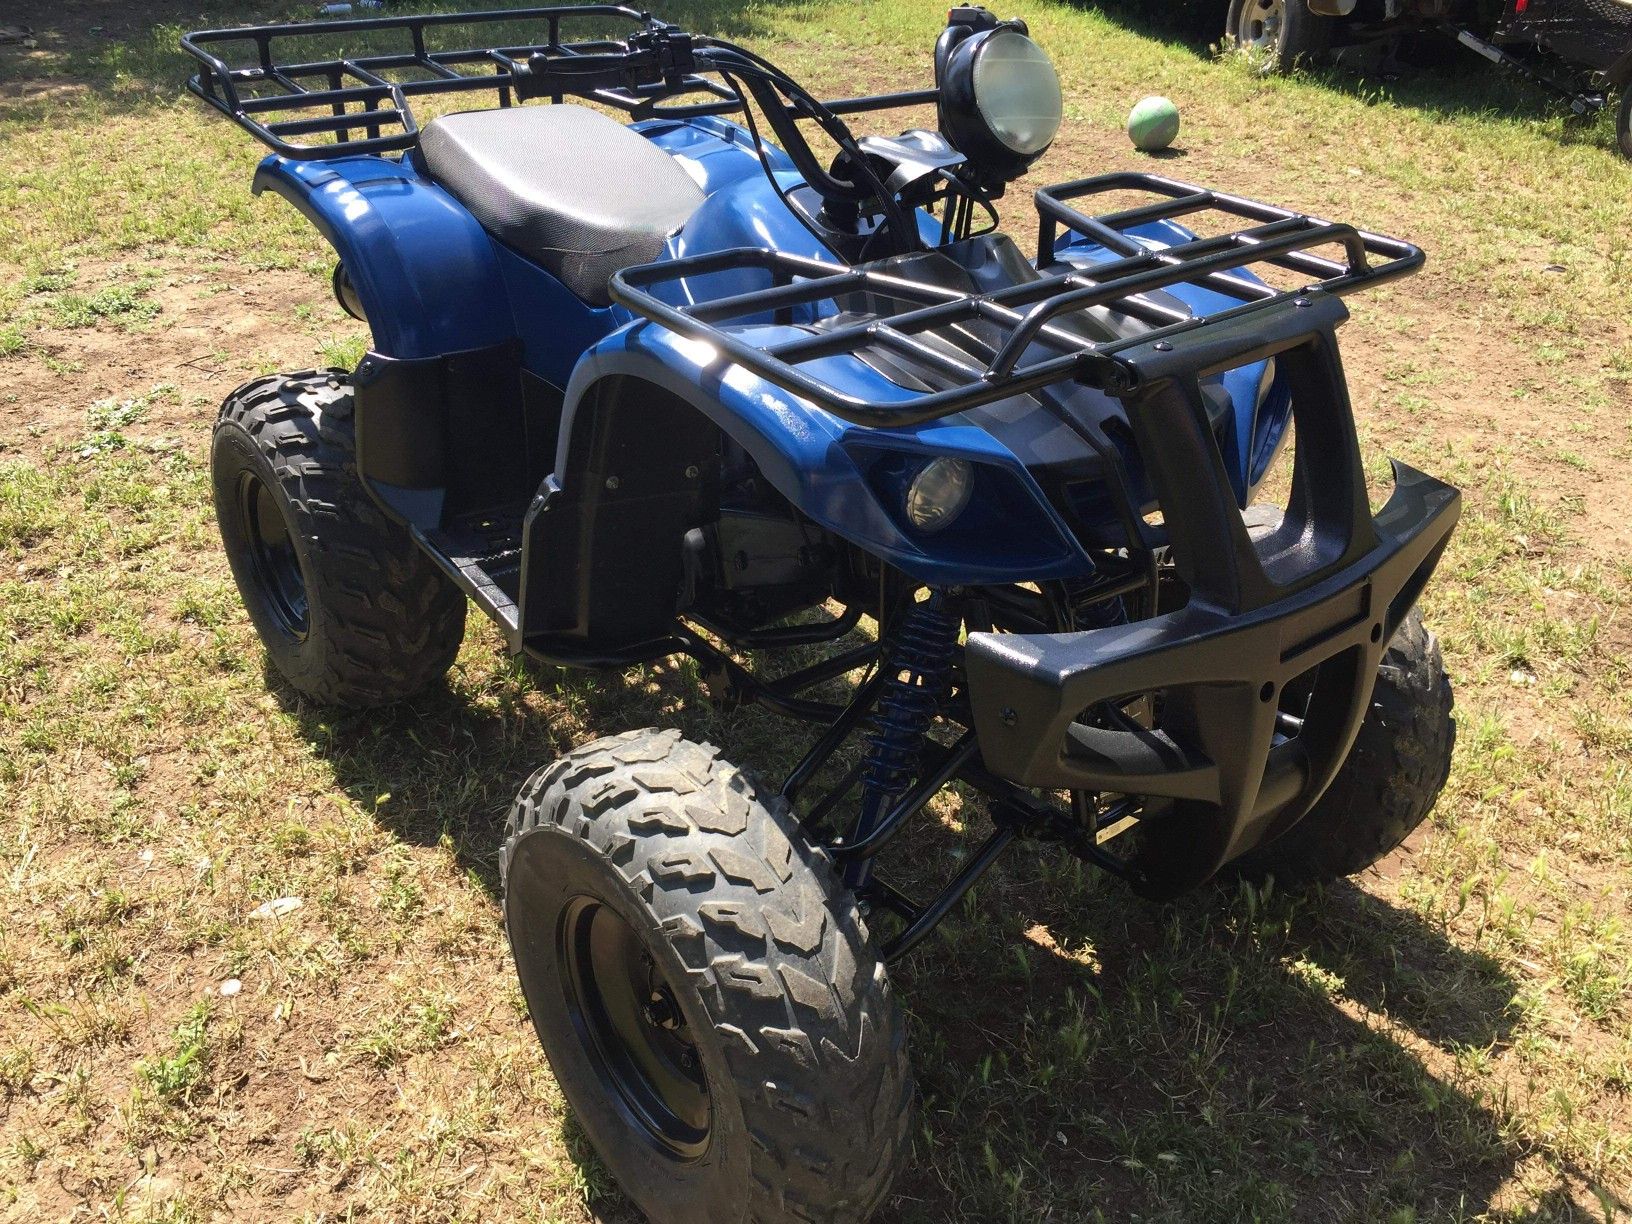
(695, 39, 922, 256)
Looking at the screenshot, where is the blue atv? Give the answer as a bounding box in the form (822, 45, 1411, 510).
(184, 7, 1460, 1219)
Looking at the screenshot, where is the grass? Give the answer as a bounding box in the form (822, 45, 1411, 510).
(2, 1, 1631, 1221)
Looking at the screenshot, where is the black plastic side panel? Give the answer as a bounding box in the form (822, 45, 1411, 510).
(445, 344, 529, 517)
(353, 350, 449, 508)
(963, 307, 1462, 899)
(352, 340, 535, 529)
(521, 370, 565, 493)
(520, 375, 720, 648)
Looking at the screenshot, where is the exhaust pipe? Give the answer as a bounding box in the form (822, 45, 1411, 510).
(332, 261, 366, 322)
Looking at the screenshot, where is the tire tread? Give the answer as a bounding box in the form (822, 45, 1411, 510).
(1232, 610, 1455, 888)
(502, 729, 913, 1223)
(214, 370, 465, 708)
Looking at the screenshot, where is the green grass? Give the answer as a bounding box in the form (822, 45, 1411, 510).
(2, 1, 1631, 1221)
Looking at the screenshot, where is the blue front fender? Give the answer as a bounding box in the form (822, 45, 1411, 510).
(562, 324, 1098, 587)
(253, 154, 516, 359)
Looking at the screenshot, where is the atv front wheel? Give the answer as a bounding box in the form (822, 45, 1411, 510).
(1226, 0, 1332, 71)
(212, 370, 466, 708)
(501, 729, 913, 1224)
(1228, 608, 1455, 888)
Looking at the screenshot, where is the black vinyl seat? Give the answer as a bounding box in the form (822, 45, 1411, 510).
(421, 104, 705, 307)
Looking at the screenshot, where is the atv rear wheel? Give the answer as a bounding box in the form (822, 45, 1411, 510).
(1617, 87, 1632, 161)
(1228, 609, 1454, 889)
(212, 370, 466, 708)
(1227, 0, 1332, 71)
(501, 729, 913, 1224)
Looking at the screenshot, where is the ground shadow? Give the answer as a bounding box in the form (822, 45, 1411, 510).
(272, 646, 1602, 1222)
(880, 828, 1609, 1221)
(268, 649, 728, 891)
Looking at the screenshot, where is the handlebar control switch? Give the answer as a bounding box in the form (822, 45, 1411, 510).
(946, 6, 1001, 30)
(629, 24, 697, 83)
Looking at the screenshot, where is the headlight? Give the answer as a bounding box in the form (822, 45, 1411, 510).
(971, 31, 1061, 156)
(938, 25, 1062, 183)
(904, 457, 975, 533)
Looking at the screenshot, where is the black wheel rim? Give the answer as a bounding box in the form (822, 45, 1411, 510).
(558, 896, 711, 1160)
(237, 471, 309, 640)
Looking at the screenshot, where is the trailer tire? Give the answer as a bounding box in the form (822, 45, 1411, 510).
(501, 729, 913, 1224)
(212, 370, 466, 708)
(1227, 0, 1332, 71)
(1227, 609, 1455, 889)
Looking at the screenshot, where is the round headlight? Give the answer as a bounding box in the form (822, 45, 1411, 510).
(972, 31, 1062, 156)
(938, 26, 1062, 183)
(904, 457, 975, 533)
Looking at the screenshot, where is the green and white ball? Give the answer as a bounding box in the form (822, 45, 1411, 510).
(1127, 95, 1180, 152)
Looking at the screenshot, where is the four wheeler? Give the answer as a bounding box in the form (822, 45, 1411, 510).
(1225, 0, 1488, 70)
(1223, 0, 1477, 69)
(183, 6, 1461, 1220)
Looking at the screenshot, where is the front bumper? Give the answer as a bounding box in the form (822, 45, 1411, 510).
(965, 315, 1461, 896)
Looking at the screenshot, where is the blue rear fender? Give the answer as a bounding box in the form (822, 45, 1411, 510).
(249, 116, 791, 357)
(252, 154, 517, 360)
(253, 150, 622, 389)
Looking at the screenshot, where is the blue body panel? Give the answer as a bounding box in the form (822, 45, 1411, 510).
(564, 325, 1087, 586)
(492, 241, 620, 389)
(253, 112, 1293, 587)
(253, 155, 516, 359)
(1054, 219, 1293, 505)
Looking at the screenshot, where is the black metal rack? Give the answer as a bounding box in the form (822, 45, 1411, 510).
(609, 173, 1423, 427)
(181, 6, 738, 158)
(182, 6, 943, 160)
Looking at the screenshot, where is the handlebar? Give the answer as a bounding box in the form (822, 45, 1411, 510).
(514, 30, 886, 205)
(180, 0, 954, 248)
(511, 22, 698, 100)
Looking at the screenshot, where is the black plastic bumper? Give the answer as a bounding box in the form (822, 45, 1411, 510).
(965, 307, 1461, 897)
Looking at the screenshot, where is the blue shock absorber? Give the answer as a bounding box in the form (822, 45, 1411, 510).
(846, 594, 959, 887)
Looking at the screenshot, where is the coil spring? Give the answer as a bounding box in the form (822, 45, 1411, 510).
(861, 596, 959, 807)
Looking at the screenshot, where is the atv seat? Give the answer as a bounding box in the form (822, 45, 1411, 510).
(421, 104, 705, 307)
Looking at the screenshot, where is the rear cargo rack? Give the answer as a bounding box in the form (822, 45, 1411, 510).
(181, 6, 738, 159)
(609, 172, 1423, 427)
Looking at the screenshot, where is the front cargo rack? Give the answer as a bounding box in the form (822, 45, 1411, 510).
(181, 5, 739, 158)
(610, 173, 1423, 427)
